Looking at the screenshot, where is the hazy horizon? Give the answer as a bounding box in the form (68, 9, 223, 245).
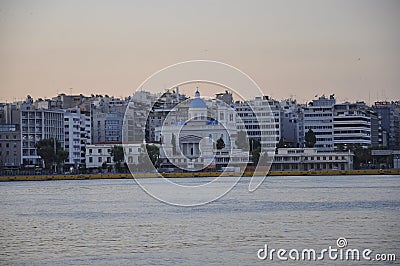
(1, 0, 399, 104)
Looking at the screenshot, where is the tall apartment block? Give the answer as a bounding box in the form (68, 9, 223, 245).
(20, 96, 64, 166)
(303, 95, 335, 151)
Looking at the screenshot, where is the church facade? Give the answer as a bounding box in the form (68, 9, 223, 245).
(155, 90, 249, 172)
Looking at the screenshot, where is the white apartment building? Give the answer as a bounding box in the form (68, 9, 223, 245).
(303, 95, 335, 151)
(333, 103, 371, 148)
(235, 96, 281, 150)
(85, 143, 141, 169)
(64, 108, 91, 169)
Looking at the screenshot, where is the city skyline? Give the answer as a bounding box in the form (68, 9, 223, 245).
(1, 0, 399, 103)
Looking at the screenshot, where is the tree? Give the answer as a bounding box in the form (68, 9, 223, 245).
(235, 130, 249, 150)
(250, 139, 261, 152)
(305, 129, 316, 148)
(111, 145, 124, 163)
(146, 144, 160, 167)
(216, 137, 225, 150)
(36, 138, 68, 170)
(171, 133, 177, 155)
(251, 146, 261, 165)
(137, 144, 160, 171)
(110, 145, 124, 173)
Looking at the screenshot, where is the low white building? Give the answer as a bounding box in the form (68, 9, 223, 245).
(85, 143, 141, 169)
(272, 148, 354, 171)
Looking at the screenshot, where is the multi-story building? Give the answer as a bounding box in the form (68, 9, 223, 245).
(303, 95, 335, 151)
(272, 148, 353, 171)
(368, 109, 381, 147)
(0, 102, 21, 124)
(333, 102, 372, 148)
(0, 124, 21, 168)
(373, 101, 400, 149)
(235, 96, 282, 150)
(51, 93, 90, 109)
(146, 89, 187, 143)
(92, 112, 124, 144)
(280, 99, 304, 147)
(124, 92, 154, 144)
(20, 96, 64, 166)
(64, 108, 91, 169)
(215, 90, 233, 105)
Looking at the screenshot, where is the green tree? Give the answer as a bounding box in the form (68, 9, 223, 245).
(171, 133, 177, 155)
(335, 143, 345, 151)
(36, 138, 68, 170)
(146, 144, 160, 167)
(348, 144, 372, 169)
(111, 145, 124, 163)
(251, 146, 261, 165)
(216, 137, 225, 150)
(305, 129, 316, 148)
(250, 139, 261, 152)
(137, 144, 160, 171)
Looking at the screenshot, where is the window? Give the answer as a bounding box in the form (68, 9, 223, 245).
(107, 157, 111, 163)
(89, 157, 93, 163)
(98, 149, 102, 154)
(98, 157, 102, 163)
(89, 149, 92, 154)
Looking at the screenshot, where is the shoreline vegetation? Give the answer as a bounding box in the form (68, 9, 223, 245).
(1, 169, 399, 182)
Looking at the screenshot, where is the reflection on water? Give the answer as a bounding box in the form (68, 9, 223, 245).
(1, 175, 399, 265)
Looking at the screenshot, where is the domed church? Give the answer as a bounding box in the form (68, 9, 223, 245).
(155, 89, 249, 172)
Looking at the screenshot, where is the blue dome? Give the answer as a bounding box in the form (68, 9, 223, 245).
(189, 90, 207, 109)
(189, 98, 207, 108)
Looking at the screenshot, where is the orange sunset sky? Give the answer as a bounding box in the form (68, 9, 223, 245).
(0, 0, 399, 104)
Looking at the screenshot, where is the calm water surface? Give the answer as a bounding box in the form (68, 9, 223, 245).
(1, 175, 399, 265)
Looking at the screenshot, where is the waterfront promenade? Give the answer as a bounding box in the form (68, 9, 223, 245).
(1, 169, 399, 182)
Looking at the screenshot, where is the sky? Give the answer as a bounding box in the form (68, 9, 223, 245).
(0, 0, 399, 104)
